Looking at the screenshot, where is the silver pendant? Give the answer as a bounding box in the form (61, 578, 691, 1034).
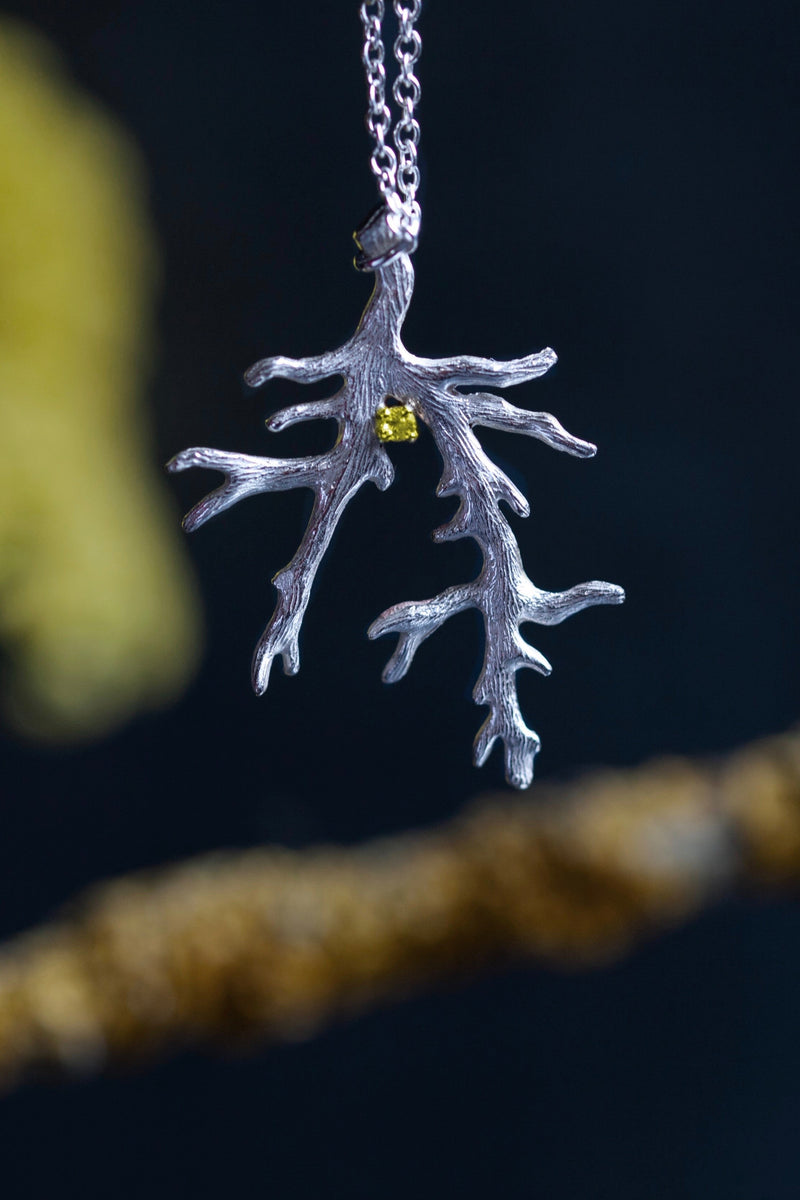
(169, 206, 624, 787)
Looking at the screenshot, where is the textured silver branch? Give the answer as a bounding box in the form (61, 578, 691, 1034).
(367, 372, 623, 787)
(169, 237, 623, 787)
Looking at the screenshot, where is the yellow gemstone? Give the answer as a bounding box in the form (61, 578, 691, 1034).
(374, 404, 418, 443)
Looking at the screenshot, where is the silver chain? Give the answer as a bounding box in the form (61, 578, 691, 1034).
(359, 0, 422, 231)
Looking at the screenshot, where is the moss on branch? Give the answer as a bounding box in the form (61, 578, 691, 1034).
(1, 727, 800, 1091)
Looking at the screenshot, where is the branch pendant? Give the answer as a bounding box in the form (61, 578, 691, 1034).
(169, 215, 624, 788)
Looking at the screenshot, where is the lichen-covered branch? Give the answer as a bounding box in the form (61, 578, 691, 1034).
(2, 727, 800, 1092)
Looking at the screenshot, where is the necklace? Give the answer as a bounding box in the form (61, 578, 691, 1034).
(168, 0, 624, 789)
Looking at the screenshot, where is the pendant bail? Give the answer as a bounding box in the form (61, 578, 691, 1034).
(354, 196, 420, 271)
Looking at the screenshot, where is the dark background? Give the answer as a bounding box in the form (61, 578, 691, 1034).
(1, 1, 799, 1196)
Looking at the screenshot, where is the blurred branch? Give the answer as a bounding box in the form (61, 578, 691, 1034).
(0, 20, 201, 741)
(1, 727, 800, 1091)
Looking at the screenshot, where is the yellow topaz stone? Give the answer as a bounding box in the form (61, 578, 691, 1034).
(374, 404, 418, 443)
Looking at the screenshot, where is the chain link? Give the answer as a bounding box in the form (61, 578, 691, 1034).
(392, 0, 421, 211)
(360, 1, 398, 197)
(359, 0, 421, 228)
